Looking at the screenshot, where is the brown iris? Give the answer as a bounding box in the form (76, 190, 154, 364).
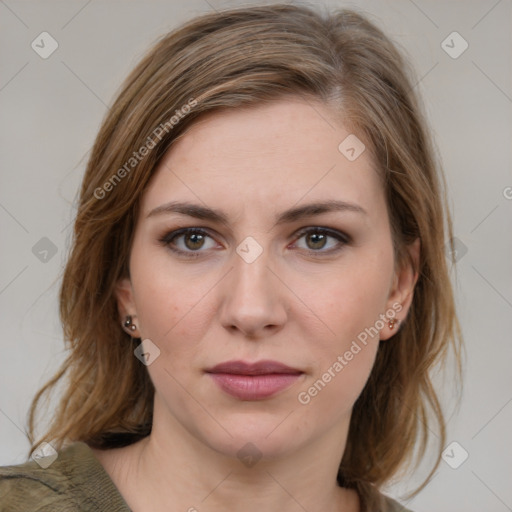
(184, 233, 206, 250)
(305, 232, 327, 250)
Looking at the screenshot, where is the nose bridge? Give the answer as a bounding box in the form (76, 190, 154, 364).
(219, 240, 287, 336)
(230, 244, 274, 304)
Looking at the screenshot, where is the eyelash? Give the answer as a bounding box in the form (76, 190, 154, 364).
(159, 226, 350, 259)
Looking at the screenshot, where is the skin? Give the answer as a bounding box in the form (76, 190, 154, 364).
(92, 96, 419, 512)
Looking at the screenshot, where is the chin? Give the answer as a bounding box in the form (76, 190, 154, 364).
(193, 408, 312, 462)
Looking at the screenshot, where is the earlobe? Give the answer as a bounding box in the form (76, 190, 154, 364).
(115, 277, 140, 337)
(381, 238, 420, 340)
(388, 318, 399, 330)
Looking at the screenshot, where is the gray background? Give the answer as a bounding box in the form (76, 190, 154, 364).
(1, 0, 511, 510)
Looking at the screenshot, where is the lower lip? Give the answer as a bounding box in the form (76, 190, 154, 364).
(208, 373, 302, 400)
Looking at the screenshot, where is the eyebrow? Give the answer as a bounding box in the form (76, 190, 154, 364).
(147, 199, 367, 224)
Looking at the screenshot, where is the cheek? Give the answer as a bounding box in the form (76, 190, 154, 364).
(130, 259, 223, 382)
(295, 247, 393, 399)
(130, 239, 210, 339)
(296, 274, 386, 413)
(303, 250, 393, 343)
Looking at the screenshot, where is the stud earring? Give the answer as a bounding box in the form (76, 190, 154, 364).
(388, 318, 399, 330)
(123, 315, 137, 332)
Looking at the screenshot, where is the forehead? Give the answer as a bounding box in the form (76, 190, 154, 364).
(141, 97, 384, 221)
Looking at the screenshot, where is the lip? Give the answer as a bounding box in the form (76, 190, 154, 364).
(206, 360, 303, 400)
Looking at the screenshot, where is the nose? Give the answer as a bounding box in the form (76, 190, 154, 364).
(218, 247, 288, 339)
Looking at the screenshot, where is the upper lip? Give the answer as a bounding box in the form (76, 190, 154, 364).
(206, 360, 303, 375)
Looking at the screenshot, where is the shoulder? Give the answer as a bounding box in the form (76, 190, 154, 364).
(0, 442, 130, 512)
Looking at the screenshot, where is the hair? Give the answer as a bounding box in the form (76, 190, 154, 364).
(28, 4, 462, 511)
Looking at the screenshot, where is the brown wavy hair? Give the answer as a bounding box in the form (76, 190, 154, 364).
(28, 4, 462, 510)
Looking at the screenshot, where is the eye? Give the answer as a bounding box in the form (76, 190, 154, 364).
(160, 228, 219, 257)
(160, 226, 349, 259)
(292, 227, 349, 253)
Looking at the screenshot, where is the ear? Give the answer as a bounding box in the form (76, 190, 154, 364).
(116, 277, 141, 338)
(380, 238, 420, 341)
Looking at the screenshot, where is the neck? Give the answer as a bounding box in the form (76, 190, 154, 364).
(94, 399, 359, 512)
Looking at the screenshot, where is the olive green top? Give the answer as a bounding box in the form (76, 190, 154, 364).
(0, 442, 413, 511)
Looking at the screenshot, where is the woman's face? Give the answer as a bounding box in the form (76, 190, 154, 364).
(117, 97, 417, 460)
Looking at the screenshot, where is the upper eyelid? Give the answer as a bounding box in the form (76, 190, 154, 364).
(164, 225, 347, 239)
(294, 226, 349, 240)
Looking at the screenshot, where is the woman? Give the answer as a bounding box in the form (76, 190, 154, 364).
(0, 4, 462, 511)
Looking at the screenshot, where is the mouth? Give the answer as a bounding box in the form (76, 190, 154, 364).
(205, 360, 304, 400)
